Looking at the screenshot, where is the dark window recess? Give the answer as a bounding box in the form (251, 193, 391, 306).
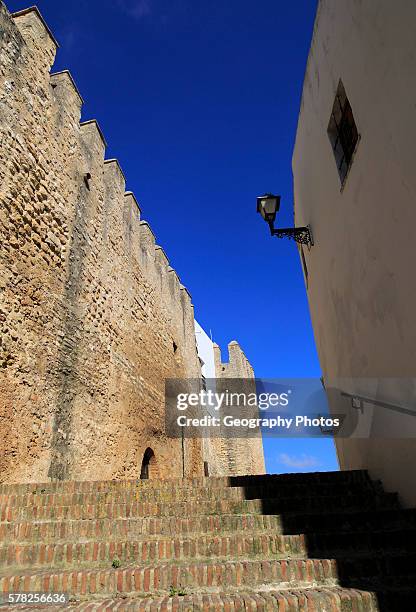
(140, 447, 155, 480)
(327, 80, 359, 185)
(84, 172, 91, 190)
(204, 461, 209, 477)
(173, 341, 178, 353)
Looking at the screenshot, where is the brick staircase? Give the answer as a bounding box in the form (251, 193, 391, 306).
(0, 471, 415, 610)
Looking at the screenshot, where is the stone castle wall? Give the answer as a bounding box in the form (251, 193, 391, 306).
(0, 3, 204, 482)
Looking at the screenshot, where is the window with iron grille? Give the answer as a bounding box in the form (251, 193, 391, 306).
(327, 80, 359, 185)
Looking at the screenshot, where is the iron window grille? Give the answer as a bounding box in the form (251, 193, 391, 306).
(327, 80, 359, 185)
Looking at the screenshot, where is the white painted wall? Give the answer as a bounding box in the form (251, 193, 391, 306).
(293, 0, 416, 506)
(194, 320, 216, 380)
(194, 320, 218, 475)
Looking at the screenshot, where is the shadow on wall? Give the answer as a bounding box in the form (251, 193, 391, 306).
(225, 472, 415, 611)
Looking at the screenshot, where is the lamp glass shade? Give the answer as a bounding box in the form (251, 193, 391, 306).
(256, 194, 280, 223)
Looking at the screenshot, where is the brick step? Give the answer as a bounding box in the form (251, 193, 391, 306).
(0, 515, 294, 543)
(2, 527, 416, 572)
(0, 493, 398, 522)
(11, 586, 416, 611)
(14, 587, 381, 611)
(278, 506, 416, 535)
(0, 480, 383, 509)
(0, 558, 340, 596)
(375, 587, 416, 612)
(0, 533, 307, 571)
(0, 470, 370, 496)
(2, 554, 414, 597)
(3, 508, 416, 544)
(304, 526, 416, 556)
(1, 587, 382, 611)
(333, 552, 416, 581)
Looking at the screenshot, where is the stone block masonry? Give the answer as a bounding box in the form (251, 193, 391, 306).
(0, 2, 208, 482)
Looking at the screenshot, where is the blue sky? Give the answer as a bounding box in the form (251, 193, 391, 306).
(7, 0, 338, 473)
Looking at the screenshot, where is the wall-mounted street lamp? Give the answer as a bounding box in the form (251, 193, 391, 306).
(256, 193, 313, 247)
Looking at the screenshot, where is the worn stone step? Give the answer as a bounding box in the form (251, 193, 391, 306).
(0, 493, 398, 522)
(0, 480, 383, 509)
(0, 470, 371, 496)
(0, 558, 339, 596)
(0, 533, 307, 571)
(19, 587, 380, 611)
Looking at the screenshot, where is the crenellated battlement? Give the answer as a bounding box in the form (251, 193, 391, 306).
(80, 119, 107, 150)
(11, 6, 57, 69)
(155, 245, 169, 268)
(50, 71, 83, 128)
(0, 0, 203, 482)
(103, 158, 126, 190)
(50, 70, 84, 105)
(10, 1, 193, 317)
(124, 191, 141, 215)
(213, 340, 254, 378)
(11, 6, 59, 47)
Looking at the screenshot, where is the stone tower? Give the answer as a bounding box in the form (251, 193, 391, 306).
(209, 341, 266, 476)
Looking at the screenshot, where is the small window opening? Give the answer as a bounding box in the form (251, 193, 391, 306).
(204, 461, 209, 477)
(327, 80, 359, 186)
(173, 341, 178, 353)
(140, 447, 155, 480)
(84, 172, 91, 190)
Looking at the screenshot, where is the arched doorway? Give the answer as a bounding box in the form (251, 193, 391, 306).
(140, 447, 156, 480)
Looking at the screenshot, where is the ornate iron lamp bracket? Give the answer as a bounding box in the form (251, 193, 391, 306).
(269, 224, 314, 247)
